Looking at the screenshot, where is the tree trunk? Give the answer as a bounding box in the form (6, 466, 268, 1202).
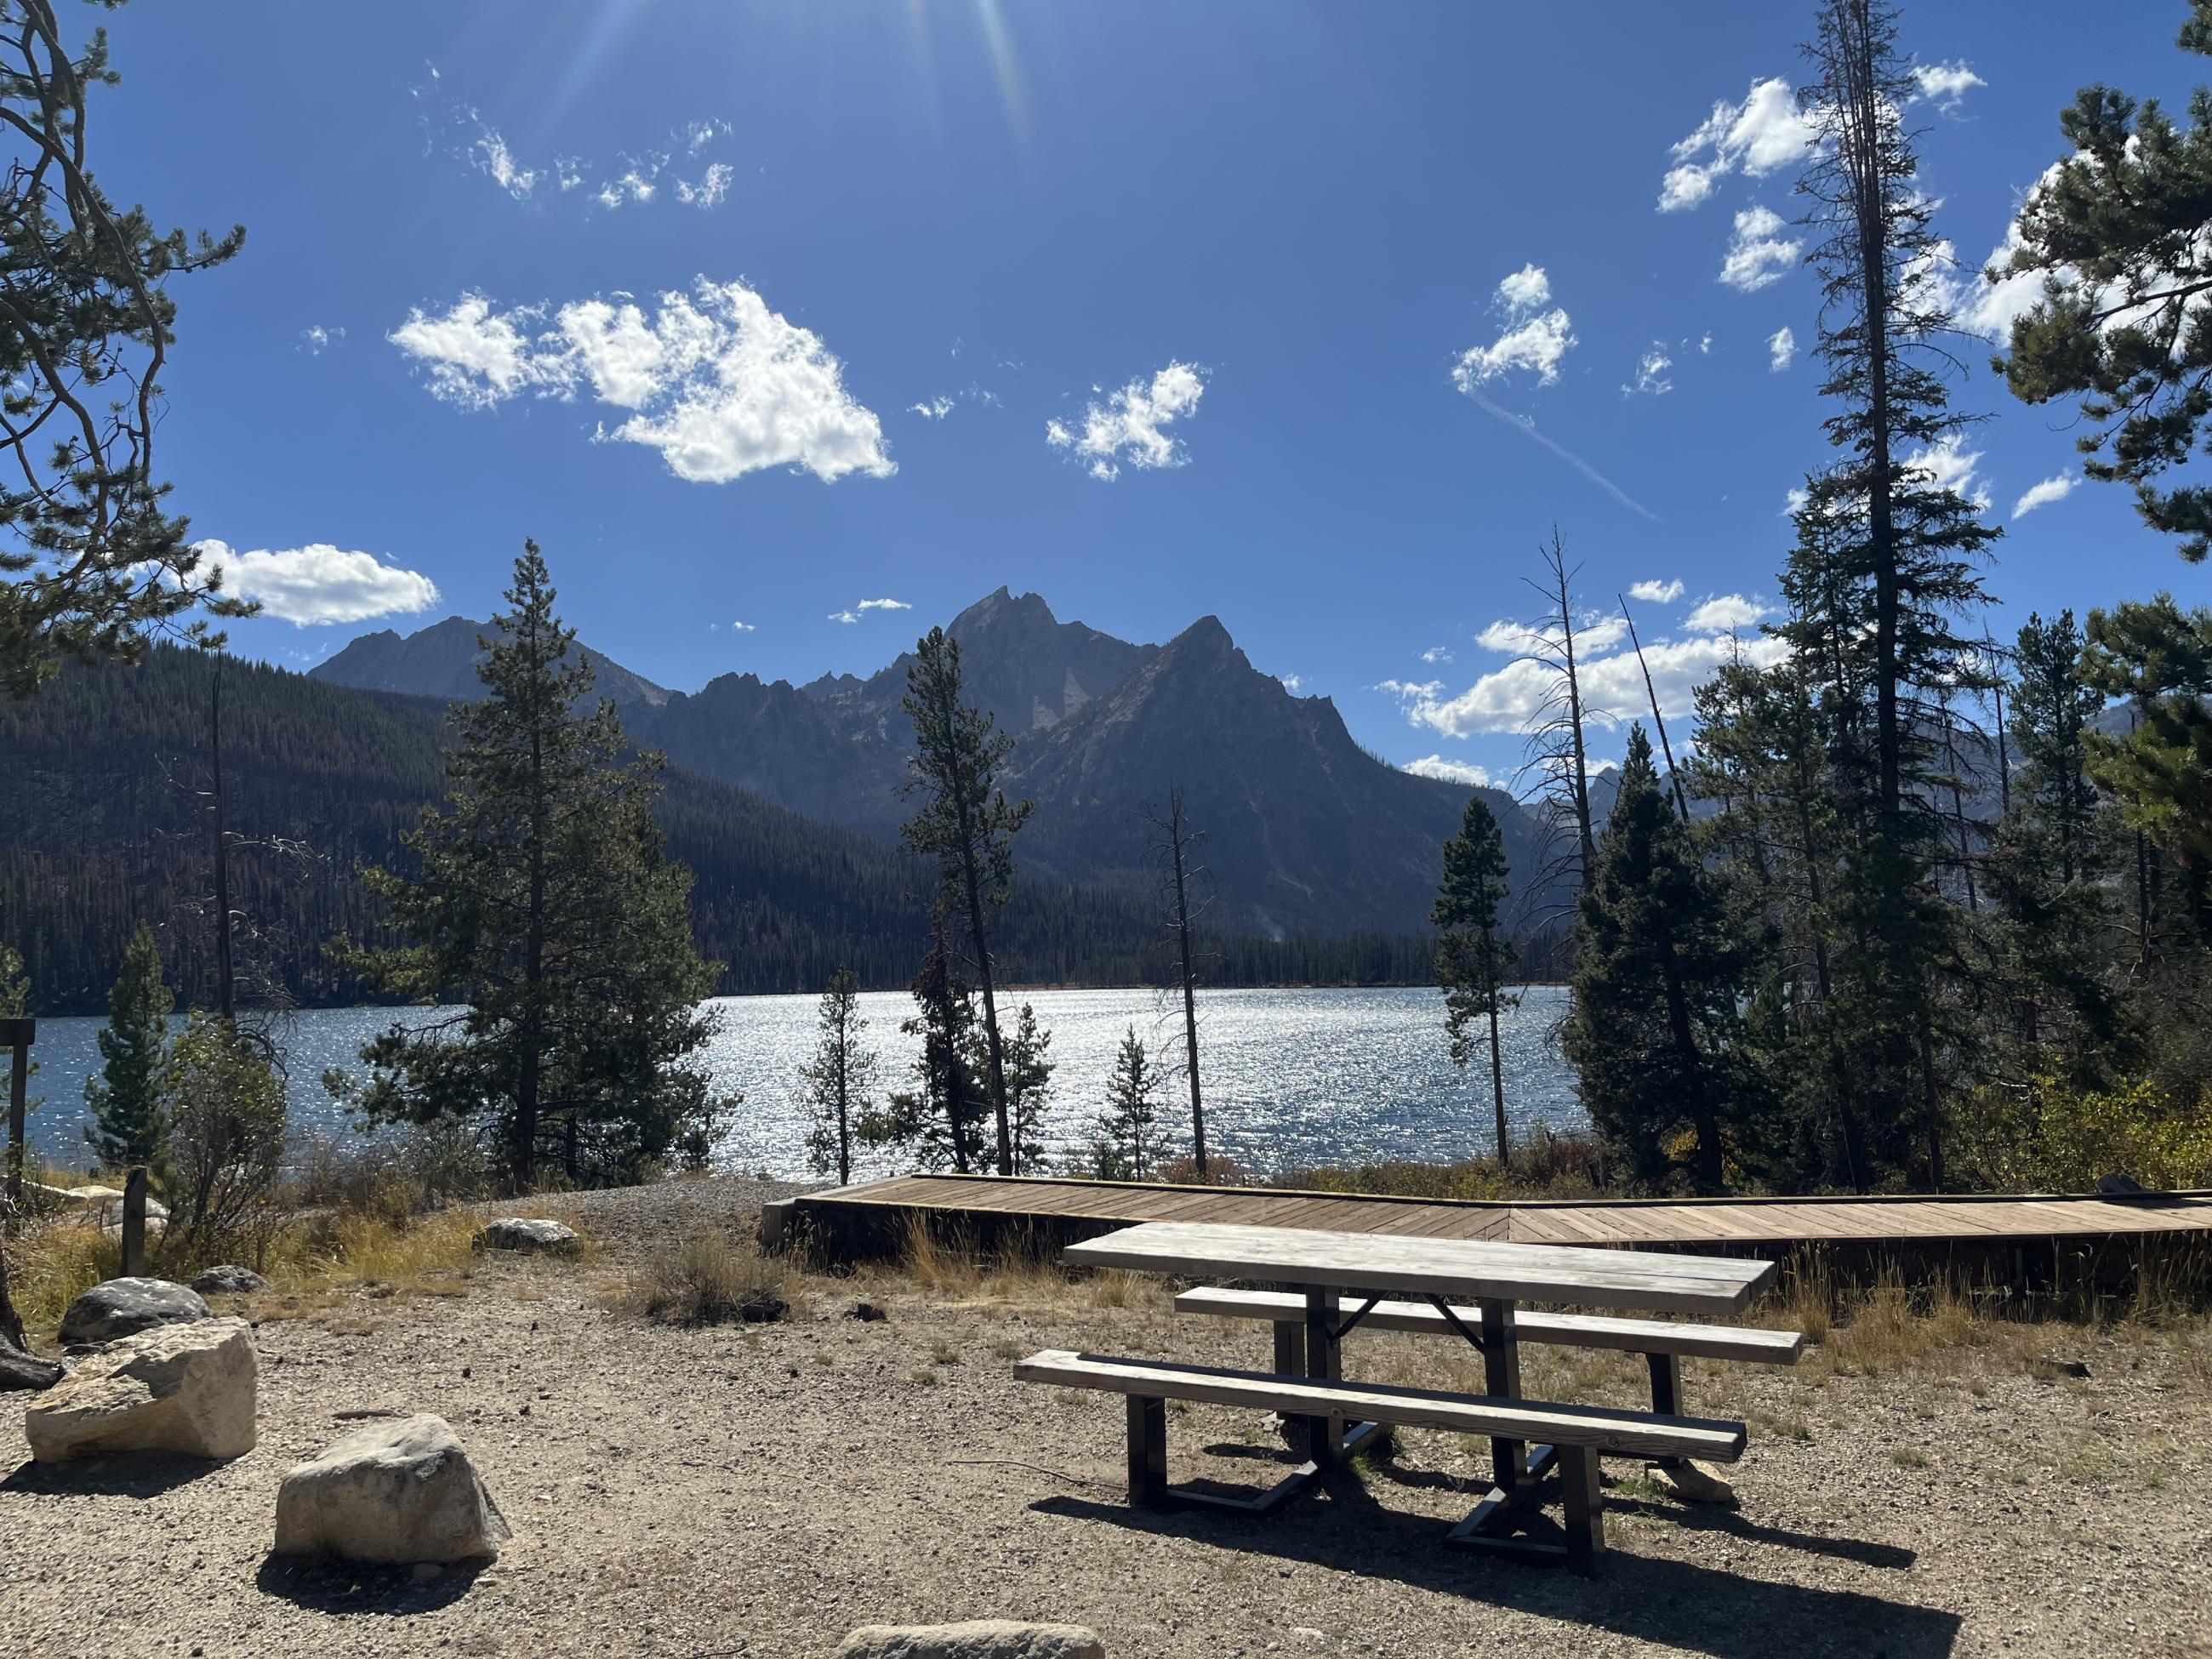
(211, 663, 235, 1025)
(1168, 794, 1208, 1179)
(1482, 921, 1508, 1164)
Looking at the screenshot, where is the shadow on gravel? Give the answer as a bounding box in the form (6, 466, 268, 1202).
(1034, 1479, 1962, 1659)
(254, 1554, 486, 1616)
(1605, 1494, 1918, 1571)
(0, 1452, 228, 1498)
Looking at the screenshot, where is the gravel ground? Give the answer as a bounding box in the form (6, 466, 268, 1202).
(4, 1177, 2210, 1659)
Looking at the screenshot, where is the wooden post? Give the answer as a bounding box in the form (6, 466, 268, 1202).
(1478, 1297, 1526, 1495)
(1560, 1444, 1605, 1576)
(1646, 1350, 1685, 1472)
(1126, 1395, 1168, 1507)
(121, 1166, 148, 1277)
(3, 1017, 32, 1214)
(1303, 1286, 1343, 1467)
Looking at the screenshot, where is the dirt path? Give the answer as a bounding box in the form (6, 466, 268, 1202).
(4, 1178, 2209, 1658)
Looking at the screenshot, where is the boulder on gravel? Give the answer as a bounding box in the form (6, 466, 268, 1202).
(191, 1264, 269, 1296)
(835, 1623, 1106, 1659)
(274, 1414, 510, 1564)
(473, 1217, 580, 1256)
(56, 1277, 210, 1347)
(26, 1316, 256, 1462)
(1650, 1457, 1737, 1507)
(0, 1342, 66, 1393)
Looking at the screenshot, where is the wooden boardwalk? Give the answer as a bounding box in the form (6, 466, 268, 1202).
(791, 1172, 2212, 1259)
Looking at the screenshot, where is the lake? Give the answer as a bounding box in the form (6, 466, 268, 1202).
(15, 984, 1584, 1182)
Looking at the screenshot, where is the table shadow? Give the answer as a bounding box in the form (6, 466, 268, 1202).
(1031, 1479, 1960, 1659)
(254, 1553, 485, 1615)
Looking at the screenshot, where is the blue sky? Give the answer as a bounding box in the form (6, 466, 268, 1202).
(98, 0, 2212, 786)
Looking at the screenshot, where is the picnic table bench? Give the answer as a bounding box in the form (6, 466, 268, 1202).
(1016, 1220, 1783, 1574)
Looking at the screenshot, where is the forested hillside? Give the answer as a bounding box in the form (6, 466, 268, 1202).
(0, 646, 1440, 1014)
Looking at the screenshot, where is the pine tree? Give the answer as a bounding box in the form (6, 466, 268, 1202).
(83, 920, 171, 1171)
(799, 968, 876, 1184)
(1997, 3, 2212, 561)
(1003, 1001, 1057, 1175)
(336, 544, 725, 1189)
(1082, 1026, 1166, 1181)
(1564, 728, 1759, 1192)
(0, 1, 248, 699)
(900, 626, 1033, 1177)
(1433, 795, 1518, 1161)
(866, 918, 989, 1173)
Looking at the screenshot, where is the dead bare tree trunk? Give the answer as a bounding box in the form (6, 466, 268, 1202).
(1621, 596, 1690, 820)
(1149, 787, 1212, 1180)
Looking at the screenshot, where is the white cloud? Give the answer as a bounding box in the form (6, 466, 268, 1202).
(1453, 265, 1576, 390)
(828, 610, 858, 624)
(1659, 77, 1817, 213)
(390, 279, 895, 485)
(1278, 673, 1303, 693)
(1404, 755, 1495, 788)
(1046, 361, 1207, 482)
(681, 119, 728, 155)
(593, 154, 666, 209)
(1391, 619, 1788, 738)
(2011, 473, 2077, 519)
(555, 155, 586, 191)
(1720, 205, 1801, 292)
(1684, 593, 1770, 633)
(911, 396, 956, 419)
(676, 162, 733, 209)
(1785, 484, 1810, 516)
(1374, 677, 1445, 702)
(193, 540, 440, 627)
(1907, 434, 1992, 512)
(858, 597, 910, 613)
(1911, 61, 1986, 113)
(1696, 333, 1713, 355)
(298, 324, 345, 355)
(1628, 579, 1685, 605)
(470, 122, 538, 199)
(1420, 645, 1453, 664)
(1622, 342, 1673, 397)
(1768, 325, 1796, 371)
(1495, 263, 1552, 314)
(730, 619, 756, 631)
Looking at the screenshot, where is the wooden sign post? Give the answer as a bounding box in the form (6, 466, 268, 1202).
(2, 1016, 31, 1214)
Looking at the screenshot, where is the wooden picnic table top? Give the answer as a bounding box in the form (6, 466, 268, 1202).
(1065, 1221, 1777, 1317)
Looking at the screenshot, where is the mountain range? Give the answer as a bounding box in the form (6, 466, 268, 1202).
(314, 589, 1569, 938)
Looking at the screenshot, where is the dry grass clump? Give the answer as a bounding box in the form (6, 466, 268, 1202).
(887, 1213, 1160, 1318)
(1272, 1137, 1610, 1202)
(624, 1228, 796, 1326)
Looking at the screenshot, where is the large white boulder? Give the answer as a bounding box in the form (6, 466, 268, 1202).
(835, 1624, 1107, 1659)
(57, 1277, 209, 1347)
(273, 1414, 510, 1564)
(26, 1316, 256, 1462)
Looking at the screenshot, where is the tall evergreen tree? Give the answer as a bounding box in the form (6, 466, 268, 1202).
(798, 968, 876, 1185)
(900, 626, 1032, 1177)
(1564, 729, 1758, 1193)
(0, 0, 248, 699)
(1996, 2, 2212, 562)
(336, 544, 724, 1189)
(83, 920, 170, 1170)
(1433, 795, 1518, 1161)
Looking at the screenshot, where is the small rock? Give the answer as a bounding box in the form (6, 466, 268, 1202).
(0, 1340, 66, 1394)
(2040, 1356, 2092, 1380)
(835, 1622, 1106, 1659)
(56, 1277, 212, 1348)
(412, 1562, 444, 1583)
(849, 1301, 888, 1323)
(191, 1264, 269, 1297)
(26, 1317, 257, 1462)
(274, 1414, 510, 1565)
(473, 1217, 581, 1256)
(2097, 1171, 2146, 1196)
(1649, 1458, 1737, 1506)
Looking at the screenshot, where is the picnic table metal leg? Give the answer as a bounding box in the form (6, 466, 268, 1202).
(1303, 1287, 1343, 1467)
(1646, 1351, 1685, 1470)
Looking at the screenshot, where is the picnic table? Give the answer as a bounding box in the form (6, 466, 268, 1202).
(1059, 1220, 1777, 1559)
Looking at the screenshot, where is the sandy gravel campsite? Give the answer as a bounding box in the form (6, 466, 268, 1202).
(5, 1177, 2210, 1659)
